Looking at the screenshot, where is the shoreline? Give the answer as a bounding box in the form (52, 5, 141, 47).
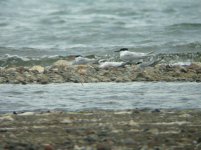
(0, 60, 201, 84)
(1, 109, 201, 149)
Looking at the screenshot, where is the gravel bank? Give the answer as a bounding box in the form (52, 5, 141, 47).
(1, 109, 201, 149)
(1, 61, 201, 84)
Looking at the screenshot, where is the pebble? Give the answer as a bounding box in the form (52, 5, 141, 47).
(44, 144, 54, 150)
(52, 60, 70, 68)
(84, 134, 98, 143)
(30, 65, 45, 73)
(96, 143, 111, 150)
(0, 115, 14, 121)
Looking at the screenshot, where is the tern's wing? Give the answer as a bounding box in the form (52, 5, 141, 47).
(120, 51, 141, 61)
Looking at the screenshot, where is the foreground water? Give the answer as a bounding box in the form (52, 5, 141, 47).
(0, 82, 201, 113)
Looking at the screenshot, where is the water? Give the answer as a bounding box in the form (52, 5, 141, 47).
(1, 1, 201, 113)
(0, 82, 201, 113)
(0, 0, 201, 60)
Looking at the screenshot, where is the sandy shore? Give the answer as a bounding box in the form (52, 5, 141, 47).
(1, 109, 201, 150)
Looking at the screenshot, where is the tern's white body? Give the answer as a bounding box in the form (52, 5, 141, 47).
(73, 56, 96, 65)
(120, 50, 153, 62)
(99, 61, 127, 69)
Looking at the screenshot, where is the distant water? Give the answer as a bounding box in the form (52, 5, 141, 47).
(0, 82, 201, 113)
(0, 0, 201, 60)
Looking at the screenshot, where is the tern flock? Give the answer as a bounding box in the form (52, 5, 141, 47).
(72, 48, 155, 69)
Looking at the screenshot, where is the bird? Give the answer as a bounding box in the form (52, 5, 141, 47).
(115, 48, 154, 63)
(99, 60, 130, 69)
(72, 55, 97, 65)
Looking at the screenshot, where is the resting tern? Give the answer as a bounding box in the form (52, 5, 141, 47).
(115, 48, 154, 62)
(99, 60, 129, 69)
(72, 55, 97, 65)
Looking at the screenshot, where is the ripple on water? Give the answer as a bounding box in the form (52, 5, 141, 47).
(0, 82, 201, 113)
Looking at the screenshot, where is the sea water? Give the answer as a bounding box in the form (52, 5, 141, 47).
(0, 82, 201, 113)
(0, 0, 201, 58)
(0, 0, 201, 113)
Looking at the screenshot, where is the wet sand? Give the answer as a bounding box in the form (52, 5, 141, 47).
(1, 109, 201, 150)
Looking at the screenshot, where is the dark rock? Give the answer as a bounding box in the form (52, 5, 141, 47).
(84, 134, 98, 143)
(123, 138, 135, 145)
(44, 144, 54, 150)
(96, 143, 111, 150)
(197, 137, 201, 143)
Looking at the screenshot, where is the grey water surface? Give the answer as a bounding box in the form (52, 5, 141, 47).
(0, 82, 201, 113)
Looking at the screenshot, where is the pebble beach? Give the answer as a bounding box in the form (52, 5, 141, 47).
(1, 109, 201, 150)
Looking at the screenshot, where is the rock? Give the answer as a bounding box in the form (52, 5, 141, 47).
(48, 74, 64, 83)
(37, 74, 49, 84)
(0, 77, 6, 83)
(0, 115, 14, 122)
(75, 65, 90, 76)
(16, 75, 26, 84)
(60, 118, 73, 124)
(96, 143, 111, 150)
(16, 66, 28, 74)
(6, 68, 17, 73)
(30, 65, 45, 73)
(197, 137, 201, 143)
(84, 134, 98, 143)
(195, 143, 201, 150)
(123, 138, 135, 145)
(180, 67, 188, 73)
(44, 144, 54, 150)
(74, 145, 88, 150)
(53, 60, 71, 68)
(128, 120, 139, 126)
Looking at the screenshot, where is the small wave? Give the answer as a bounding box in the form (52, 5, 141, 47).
(0, 22, 8, 27)
(156, 52, 201, 65)
(0, 54, 62, 67)
(168, 23, 201, 29)
(173, 42, 201, 50)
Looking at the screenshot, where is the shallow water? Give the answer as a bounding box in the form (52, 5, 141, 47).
(0, 82, 201, 113)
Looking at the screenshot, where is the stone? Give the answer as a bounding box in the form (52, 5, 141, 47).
(37, 74, 49, 84)
(0, 115, 14, 122)
(30, 65, 45, 73)
(16, 75, 26, 84)
(44, 144, 54, 150)
(96, 143, 111, 150)
(84, 134, 98, 143)
(6, 68, 16, 73)
(53, 60, 70, 68)
(123, 138, 135, 145)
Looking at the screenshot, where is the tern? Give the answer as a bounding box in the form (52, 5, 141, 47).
(72, 55, 97, 65)
(99, 60, 129, 69)
(115, 48, 154, 62)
